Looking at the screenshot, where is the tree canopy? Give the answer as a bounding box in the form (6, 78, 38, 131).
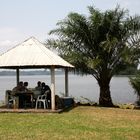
(47, 5, 140, 106)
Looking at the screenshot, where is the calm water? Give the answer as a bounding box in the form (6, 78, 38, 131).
(0, 74, 137, 104)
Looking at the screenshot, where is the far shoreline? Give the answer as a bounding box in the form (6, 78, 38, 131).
(0, 70, 136, 77)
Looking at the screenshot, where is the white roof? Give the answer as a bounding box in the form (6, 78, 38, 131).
(0, 37, 74, 69)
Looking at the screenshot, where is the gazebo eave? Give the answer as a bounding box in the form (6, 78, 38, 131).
(0, 65, 74, 69)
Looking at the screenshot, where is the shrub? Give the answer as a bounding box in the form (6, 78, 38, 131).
(129, 71, 140, 105)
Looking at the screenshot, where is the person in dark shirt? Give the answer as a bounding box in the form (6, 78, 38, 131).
(41, 82, 51, 95)
(41, 82, 51, 108)
(41, 82, 46, 95)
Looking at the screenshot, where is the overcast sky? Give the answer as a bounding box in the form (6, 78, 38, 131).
(0, 0, 140, 53)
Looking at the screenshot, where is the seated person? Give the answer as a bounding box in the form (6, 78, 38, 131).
(41, 82, 51, 108)
(44, 87, 51, 108)
(44, 85, 51, 94)
(35, 81, 42, 91)
(23, 82, 31, 92)
(41, 82, 51, 95)
(11, 81, 24, 95)
(23, 82, 28, 91)
(23, 81, 33, 93)
(41, 82, 45, 94)
(22, 82, 33, 108)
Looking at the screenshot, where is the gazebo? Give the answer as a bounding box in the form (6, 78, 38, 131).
(0, 37, 74, 110)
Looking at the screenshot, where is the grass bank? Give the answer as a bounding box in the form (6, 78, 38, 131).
(0, 106, 140, 140)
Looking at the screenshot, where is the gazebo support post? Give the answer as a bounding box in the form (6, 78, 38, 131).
(51, 66, 55, 110)
(65, 68, 69, 97)
(16, 68, 19, 85)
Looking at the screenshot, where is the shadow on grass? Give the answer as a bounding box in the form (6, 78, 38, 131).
(60, 105, 77, 113)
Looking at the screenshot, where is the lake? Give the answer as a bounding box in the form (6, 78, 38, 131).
(0, 74, 137, 104)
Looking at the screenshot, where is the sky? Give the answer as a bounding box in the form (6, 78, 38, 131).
(0, 0, 140, 53)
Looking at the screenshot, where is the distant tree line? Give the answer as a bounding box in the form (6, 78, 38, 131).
(0, 70, 66, 76)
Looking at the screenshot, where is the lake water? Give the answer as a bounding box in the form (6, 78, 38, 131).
(0, 74, 137, 104)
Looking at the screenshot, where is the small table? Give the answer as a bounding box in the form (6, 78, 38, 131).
(14, 91, 33, 109)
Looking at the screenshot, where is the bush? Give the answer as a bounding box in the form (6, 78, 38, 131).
(118, 103, 135, 109)
(129, 71, 140, 105)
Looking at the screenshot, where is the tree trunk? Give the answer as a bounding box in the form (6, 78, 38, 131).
(98, 79, 114, 107)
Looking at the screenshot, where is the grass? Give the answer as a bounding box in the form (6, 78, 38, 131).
(0, 106, 140, 140)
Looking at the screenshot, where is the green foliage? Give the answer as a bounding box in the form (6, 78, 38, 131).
(115, 64, 138, 75)
(118, 103, 135, 109)
(47, 5, 140, 78)
(130, 71, 140, 105)
(47, 6, 140, 78)
(47, 5, 140, 106)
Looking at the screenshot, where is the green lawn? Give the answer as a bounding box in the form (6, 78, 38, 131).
(0, 106, 140, 140)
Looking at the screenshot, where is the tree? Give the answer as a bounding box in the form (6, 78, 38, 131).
(47, 5, 140, 107)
